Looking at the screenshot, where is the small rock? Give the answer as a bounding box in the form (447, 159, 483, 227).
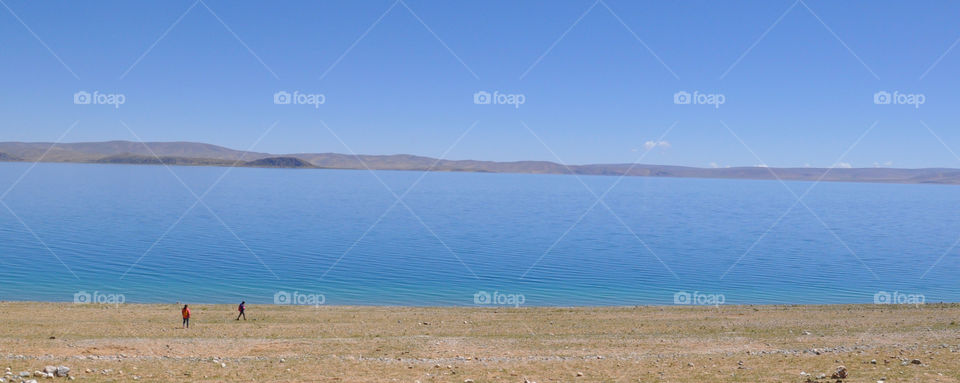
(870, 359, 877, 364)
(56, 367, 70, 377)
(577, 371, 584, 376)
(831, 366, 848, 379)
(42, 367, 56, 376)
(910, 359, 922, 365)
(220, 363, 226, 368)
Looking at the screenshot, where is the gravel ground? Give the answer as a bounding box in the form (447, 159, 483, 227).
(1, 302, 958, 382)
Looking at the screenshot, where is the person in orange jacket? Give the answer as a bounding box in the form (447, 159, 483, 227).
(181, 304, 191, 329)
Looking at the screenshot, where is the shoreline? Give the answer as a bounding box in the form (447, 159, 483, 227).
(1, 300, 952, 308)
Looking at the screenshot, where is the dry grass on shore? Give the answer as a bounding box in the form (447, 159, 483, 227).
(1, 302, 959, 382)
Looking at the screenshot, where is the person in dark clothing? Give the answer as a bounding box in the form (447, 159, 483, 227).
(181, 304, 191, 328)
(236, 301, 246, 320)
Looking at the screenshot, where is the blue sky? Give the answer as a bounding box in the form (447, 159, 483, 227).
(1, 0, 960, 168)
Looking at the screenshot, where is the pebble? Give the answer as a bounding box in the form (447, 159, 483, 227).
(831, 366, 848, 379)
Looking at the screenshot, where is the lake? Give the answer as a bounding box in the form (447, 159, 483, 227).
(0, 162, 957, 306)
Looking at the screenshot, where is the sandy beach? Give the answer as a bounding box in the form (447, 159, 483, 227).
(0, 302, 958, 382)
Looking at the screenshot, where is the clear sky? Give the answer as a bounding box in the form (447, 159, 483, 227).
(2, 0, 959, 168)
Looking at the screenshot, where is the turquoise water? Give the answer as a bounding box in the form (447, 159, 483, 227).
(1, 162, 958, 306)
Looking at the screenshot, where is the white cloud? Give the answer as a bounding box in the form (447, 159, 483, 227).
(643, 140, 671, 150)
(755, 164, 769, 168)
(834, 162, 852, 169)
(873, 161, 893, 168)
(709, 162, 720, 168)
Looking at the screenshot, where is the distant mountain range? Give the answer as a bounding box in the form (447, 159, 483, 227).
(2, 140, 960, 185)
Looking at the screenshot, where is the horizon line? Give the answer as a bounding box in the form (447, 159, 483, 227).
(0, 139, 943, 171)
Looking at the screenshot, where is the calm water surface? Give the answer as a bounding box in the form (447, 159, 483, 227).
(1, 162, 958, 305)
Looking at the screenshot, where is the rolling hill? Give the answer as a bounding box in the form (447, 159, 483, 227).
(1, 140, 959, 185)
